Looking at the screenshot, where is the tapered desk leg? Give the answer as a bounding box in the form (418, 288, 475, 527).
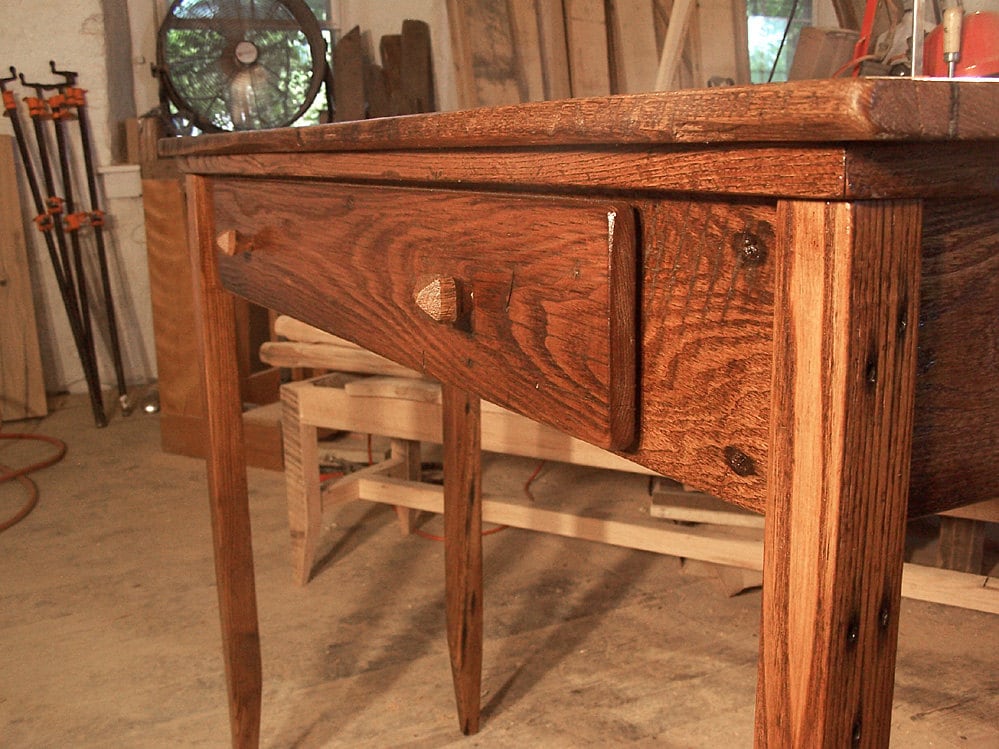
(757, 200, 922, 748)
(442, 384, 483, 735)
(187, 175, 262, 748)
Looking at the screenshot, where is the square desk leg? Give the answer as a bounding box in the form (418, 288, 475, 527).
(188, 175, 263, 748)
(442, 384, 484, 735)
(757, 200, 921, 747)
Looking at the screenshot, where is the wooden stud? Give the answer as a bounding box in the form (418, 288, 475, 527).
(758, 199, 921, 748)
(186, 174, 262, 747)
(442, 384, 483, 735)
(607, 0, 660, 93)
(389, 438, 422, 534)
(563, 0, 612, 97)
(281, 380, 322, 586)
(536, 0, 572, 100)
(936, 516, 986, 574)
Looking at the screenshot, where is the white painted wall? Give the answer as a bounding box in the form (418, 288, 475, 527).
(0, 1, 156, 396)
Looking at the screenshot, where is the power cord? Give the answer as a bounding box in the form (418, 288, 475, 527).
(0, 428, 67, 532)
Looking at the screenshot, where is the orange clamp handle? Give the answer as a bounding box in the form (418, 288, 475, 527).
(33, 213, 54, 232)
(64, 87, 86, 108)
(46, 196, 64, 215)
(89, 210, 106, 227)
(48, 93, 71, 120)
(65, 212, 89, 231)
(2, 90, 16, 113)
(24, 96, 50, 118)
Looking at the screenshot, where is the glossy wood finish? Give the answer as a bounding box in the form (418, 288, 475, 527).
(442, 384, 483, 735)
(759, 200, 920, 747)
(210, 179, 637, 451)
(161, 78, 999, 155)
(186, 175, 261, 746)
(176, 79, 999, 747)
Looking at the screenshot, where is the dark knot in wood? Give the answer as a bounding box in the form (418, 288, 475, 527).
(732, 230, 768, 267)
(723, 446, 757, 477)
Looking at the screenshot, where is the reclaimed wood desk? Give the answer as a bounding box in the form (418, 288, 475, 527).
(163, 78, 999, 747)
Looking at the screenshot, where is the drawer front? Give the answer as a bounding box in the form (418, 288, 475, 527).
(211, 179, 636, 450)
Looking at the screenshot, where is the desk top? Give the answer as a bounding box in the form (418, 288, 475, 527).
(162, 78, 999, 159)
(172, 76, 999, 517)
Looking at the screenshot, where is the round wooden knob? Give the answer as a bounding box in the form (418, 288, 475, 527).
(414, 275, 459, 323)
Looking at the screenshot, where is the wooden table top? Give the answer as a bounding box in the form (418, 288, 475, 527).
(161, 78, 999, 158)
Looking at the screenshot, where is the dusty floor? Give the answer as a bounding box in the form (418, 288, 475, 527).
(1, 394, 996, 748)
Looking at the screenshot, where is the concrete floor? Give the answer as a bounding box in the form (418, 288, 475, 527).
(1, 394, 996, 748)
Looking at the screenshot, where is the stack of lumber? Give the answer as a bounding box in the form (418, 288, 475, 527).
(332, 19, 435, 121)
(446, 0, 750, 108)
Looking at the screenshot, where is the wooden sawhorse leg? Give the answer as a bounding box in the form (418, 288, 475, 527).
(188, 175, 262, 747)
(758, 200, 921, 747)
(442, 384, 483, 735)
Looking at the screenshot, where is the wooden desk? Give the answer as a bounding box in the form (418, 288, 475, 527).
(163, 78, 999, 748)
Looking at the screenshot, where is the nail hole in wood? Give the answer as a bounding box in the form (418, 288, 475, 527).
(846, 617, 860, 645)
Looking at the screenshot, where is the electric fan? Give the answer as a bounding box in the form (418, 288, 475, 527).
(156, 0, 330, 133)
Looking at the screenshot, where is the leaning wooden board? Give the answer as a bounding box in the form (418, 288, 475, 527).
(0, 135, 46, 421)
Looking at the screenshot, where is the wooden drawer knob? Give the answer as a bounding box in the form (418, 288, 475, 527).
(414, 275, 459, 323)
(216, 229, 249, 256)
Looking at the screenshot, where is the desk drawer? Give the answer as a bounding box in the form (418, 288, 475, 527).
(211, 179, 636, 450)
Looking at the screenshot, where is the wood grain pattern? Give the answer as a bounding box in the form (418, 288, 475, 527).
(332, 26, 366, 122)
(909, 197, 999, 516)
(177, 145, 851, 199)
(211, 179, 637, 451)
(161, 79, 999, 158)
(535, 0, 571, 100)
(630, 198, 775, 511)
(400, 20, 435, 114)
(281, 381, 321, 585)
(606, 0, 659, 93)
(507, 0, 546, 102)
(0, 135, 46, 421)
(563, 0, 611, 97)
(186, 175, 262, 747)
(442, 384, 483, 735)
(758, 200, 920, 748)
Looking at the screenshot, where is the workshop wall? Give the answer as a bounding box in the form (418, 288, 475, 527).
(0, 0, 156, 398)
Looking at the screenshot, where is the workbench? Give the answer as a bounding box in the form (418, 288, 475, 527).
(162, 77, 999, 747)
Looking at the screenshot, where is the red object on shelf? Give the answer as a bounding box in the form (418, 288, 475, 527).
(923, 11, 999, 77)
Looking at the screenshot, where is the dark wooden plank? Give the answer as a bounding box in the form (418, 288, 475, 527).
(363, 61, 391, 119)
(333, 25, 366, 122)
(185, 174, 262, 747)
(909, 197, 999, 516)
(210, 179, 637, 451)
(160, 79, 999, 158)
(442, 384, 483, 735)
(759, 199, 920, 747)
(400, 19, 435, 113)
(379, 34, 408, 116)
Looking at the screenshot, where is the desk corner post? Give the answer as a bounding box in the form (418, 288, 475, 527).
(186, 173, 263, 747)
(758, 199, 922, 747)
(442, 383, 484, 735)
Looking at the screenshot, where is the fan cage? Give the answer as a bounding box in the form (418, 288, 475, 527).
(157, 0, 329, 133)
